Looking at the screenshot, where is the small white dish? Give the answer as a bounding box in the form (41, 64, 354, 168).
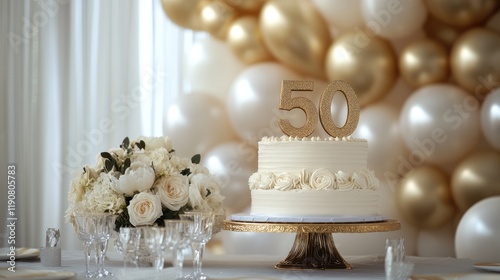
(0, 248, 39, 261)
(474, 262, 500, 273)
(0, 269, 75, 279)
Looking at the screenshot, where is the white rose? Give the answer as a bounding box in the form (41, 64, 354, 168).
(336, 171, 355, 190)
(114, 162, 155, 196)
(127, 192, 163, 227)
(248, 172, 275, 190)
(139, 136, 173, 151)
(310, 169, 335, 190)
(274, 173, 299, 191)
(190, 173, 221, 198)
(187, 183, 205, 209)
(155, 174, 189, 211)
(353, 169, 380, 190)
(299, 169, 311, 189)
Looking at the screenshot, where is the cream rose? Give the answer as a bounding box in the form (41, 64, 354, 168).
(336, 171, 355, 190)
(274, 173, 299, 191)
(114, 162, 155, 196)
(138, 136, 173, 151)
(248, 172, 275, 190)
(155, 174, 189, 211)
(310, 169, 335, 190)
(127, 192, 163, 227)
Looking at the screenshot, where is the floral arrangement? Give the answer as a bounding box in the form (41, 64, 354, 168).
(65, 136, 225, 232)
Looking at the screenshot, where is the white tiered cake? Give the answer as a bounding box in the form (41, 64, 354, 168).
(247, 135, 380, 217)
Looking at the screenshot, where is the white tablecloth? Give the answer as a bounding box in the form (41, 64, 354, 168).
(1, 250, 498, 280)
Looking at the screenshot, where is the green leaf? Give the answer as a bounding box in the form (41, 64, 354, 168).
(191, 154, 201, 164)
(121, 158, 131, 174)
(100, 152, 113, 161)
(104, 159, 114, 172)
(120, 137, 130, 149)
(180, 168, 191, 176)
(138, 140, 146, 150)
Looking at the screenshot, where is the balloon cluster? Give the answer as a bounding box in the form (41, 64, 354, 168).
(161, 0, 500, 257)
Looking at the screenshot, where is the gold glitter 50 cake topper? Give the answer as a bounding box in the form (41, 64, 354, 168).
(279, 80, 360, 138)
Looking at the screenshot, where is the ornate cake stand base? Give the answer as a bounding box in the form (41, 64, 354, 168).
(222, 219, 401, 270)
(275, 232, 351, 270)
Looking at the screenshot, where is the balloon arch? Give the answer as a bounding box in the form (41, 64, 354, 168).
(161, 0, 500, 259)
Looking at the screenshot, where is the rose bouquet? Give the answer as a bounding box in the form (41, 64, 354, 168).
(65, 136, 225, 232)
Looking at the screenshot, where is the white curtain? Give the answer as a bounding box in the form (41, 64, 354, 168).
(0, 0, 190, 249)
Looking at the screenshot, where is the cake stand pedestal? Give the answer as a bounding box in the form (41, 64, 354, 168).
(222, 219, 401, 270)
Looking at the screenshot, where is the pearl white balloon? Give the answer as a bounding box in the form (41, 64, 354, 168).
(399, 84, 480, 165)
(417, 220, 456, 257)
(227, 63, 302, 144)
(361, 0, 427, 40)
(481, 89, 500, 151)
(352, 104, 407, 179)
(184, 37, 246, 101)
(311, 0, 365, 31)
(455, 196, 500, 262)
(164, 93, 237, 157)
(202, 141, 257, 214)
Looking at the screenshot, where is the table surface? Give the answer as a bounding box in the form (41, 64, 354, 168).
(1, 250, 499, 280)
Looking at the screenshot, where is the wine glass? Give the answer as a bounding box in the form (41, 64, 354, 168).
(164, 220, 192, 278)
(179, 212, 214, 280)
(94, 214, 117, 277)
(72, 213, 97, 278)
(143, 227, 167, 270)
(119, 227, 142, 268)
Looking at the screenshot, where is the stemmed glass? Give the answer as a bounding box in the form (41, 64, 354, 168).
(164, 220, 192, 278)
(72, 213, 97, 278)
(143, 227, 167, 270)
(94, 214, 117, 277)
(179, 212, 214, 280)
(119, 227, 142, 268)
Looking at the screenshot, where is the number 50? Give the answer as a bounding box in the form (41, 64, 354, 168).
(278, 80, 360, 138)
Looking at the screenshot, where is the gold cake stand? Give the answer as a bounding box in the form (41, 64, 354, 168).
(222, 219, 401, 270)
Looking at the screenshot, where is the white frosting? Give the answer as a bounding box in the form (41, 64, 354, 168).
(251, 189, 379, 216)
(249, 136, 380, 217)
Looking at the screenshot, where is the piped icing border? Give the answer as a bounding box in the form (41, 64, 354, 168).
(261, 135, 367, 142)
(249, 168, 379, 191)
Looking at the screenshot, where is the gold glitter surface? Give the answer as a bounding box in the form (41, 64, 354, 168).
(278, 80, 360, 138)
(222, 220, 401, 233)
(320, 80, 360, 137)
(279, 80, 318, 137)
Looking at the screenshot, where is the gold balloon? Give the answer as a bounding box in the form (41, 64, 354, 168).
(161, 0, 206, 30)
(451, 151, 500, 213)
(325, 32, 397, 107)
(224, 0, 266, 12)
(424, 17, 463, 48)
(260, 0, 331, 79)
(397, 166, 455, 229)
(450, 28, 500, 97)
(486, 10, 500, 34)
(425, 0, 497, 28)
(200, 0, 237, 40)
(399, 39, 449, 88)
(227, 16, 273, 64)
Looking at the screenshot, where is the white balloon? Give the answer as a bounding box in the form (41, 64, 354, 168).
(164, 93, 237, 157)
(455, 196, 500, 262)
(481, 89, 500, 151)
(417, 221, 456, 257)
(311, 0, 365, 31)
(352, 104, 407, 180)
(202, 141, 257, 214)
(361, 0, 427, 40)
(399, 84, 480, 166)
(185, 37, 246, 101)
(227, 63, 302, 144)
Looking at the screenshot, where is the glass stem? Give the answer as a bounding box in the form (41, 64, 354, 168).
(191, 242, 205, 276)
(154, 252, 165, 270)
(96, 240, 105, 274)
(173, 248, 184, 268)
(84, 241, 92, 276)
